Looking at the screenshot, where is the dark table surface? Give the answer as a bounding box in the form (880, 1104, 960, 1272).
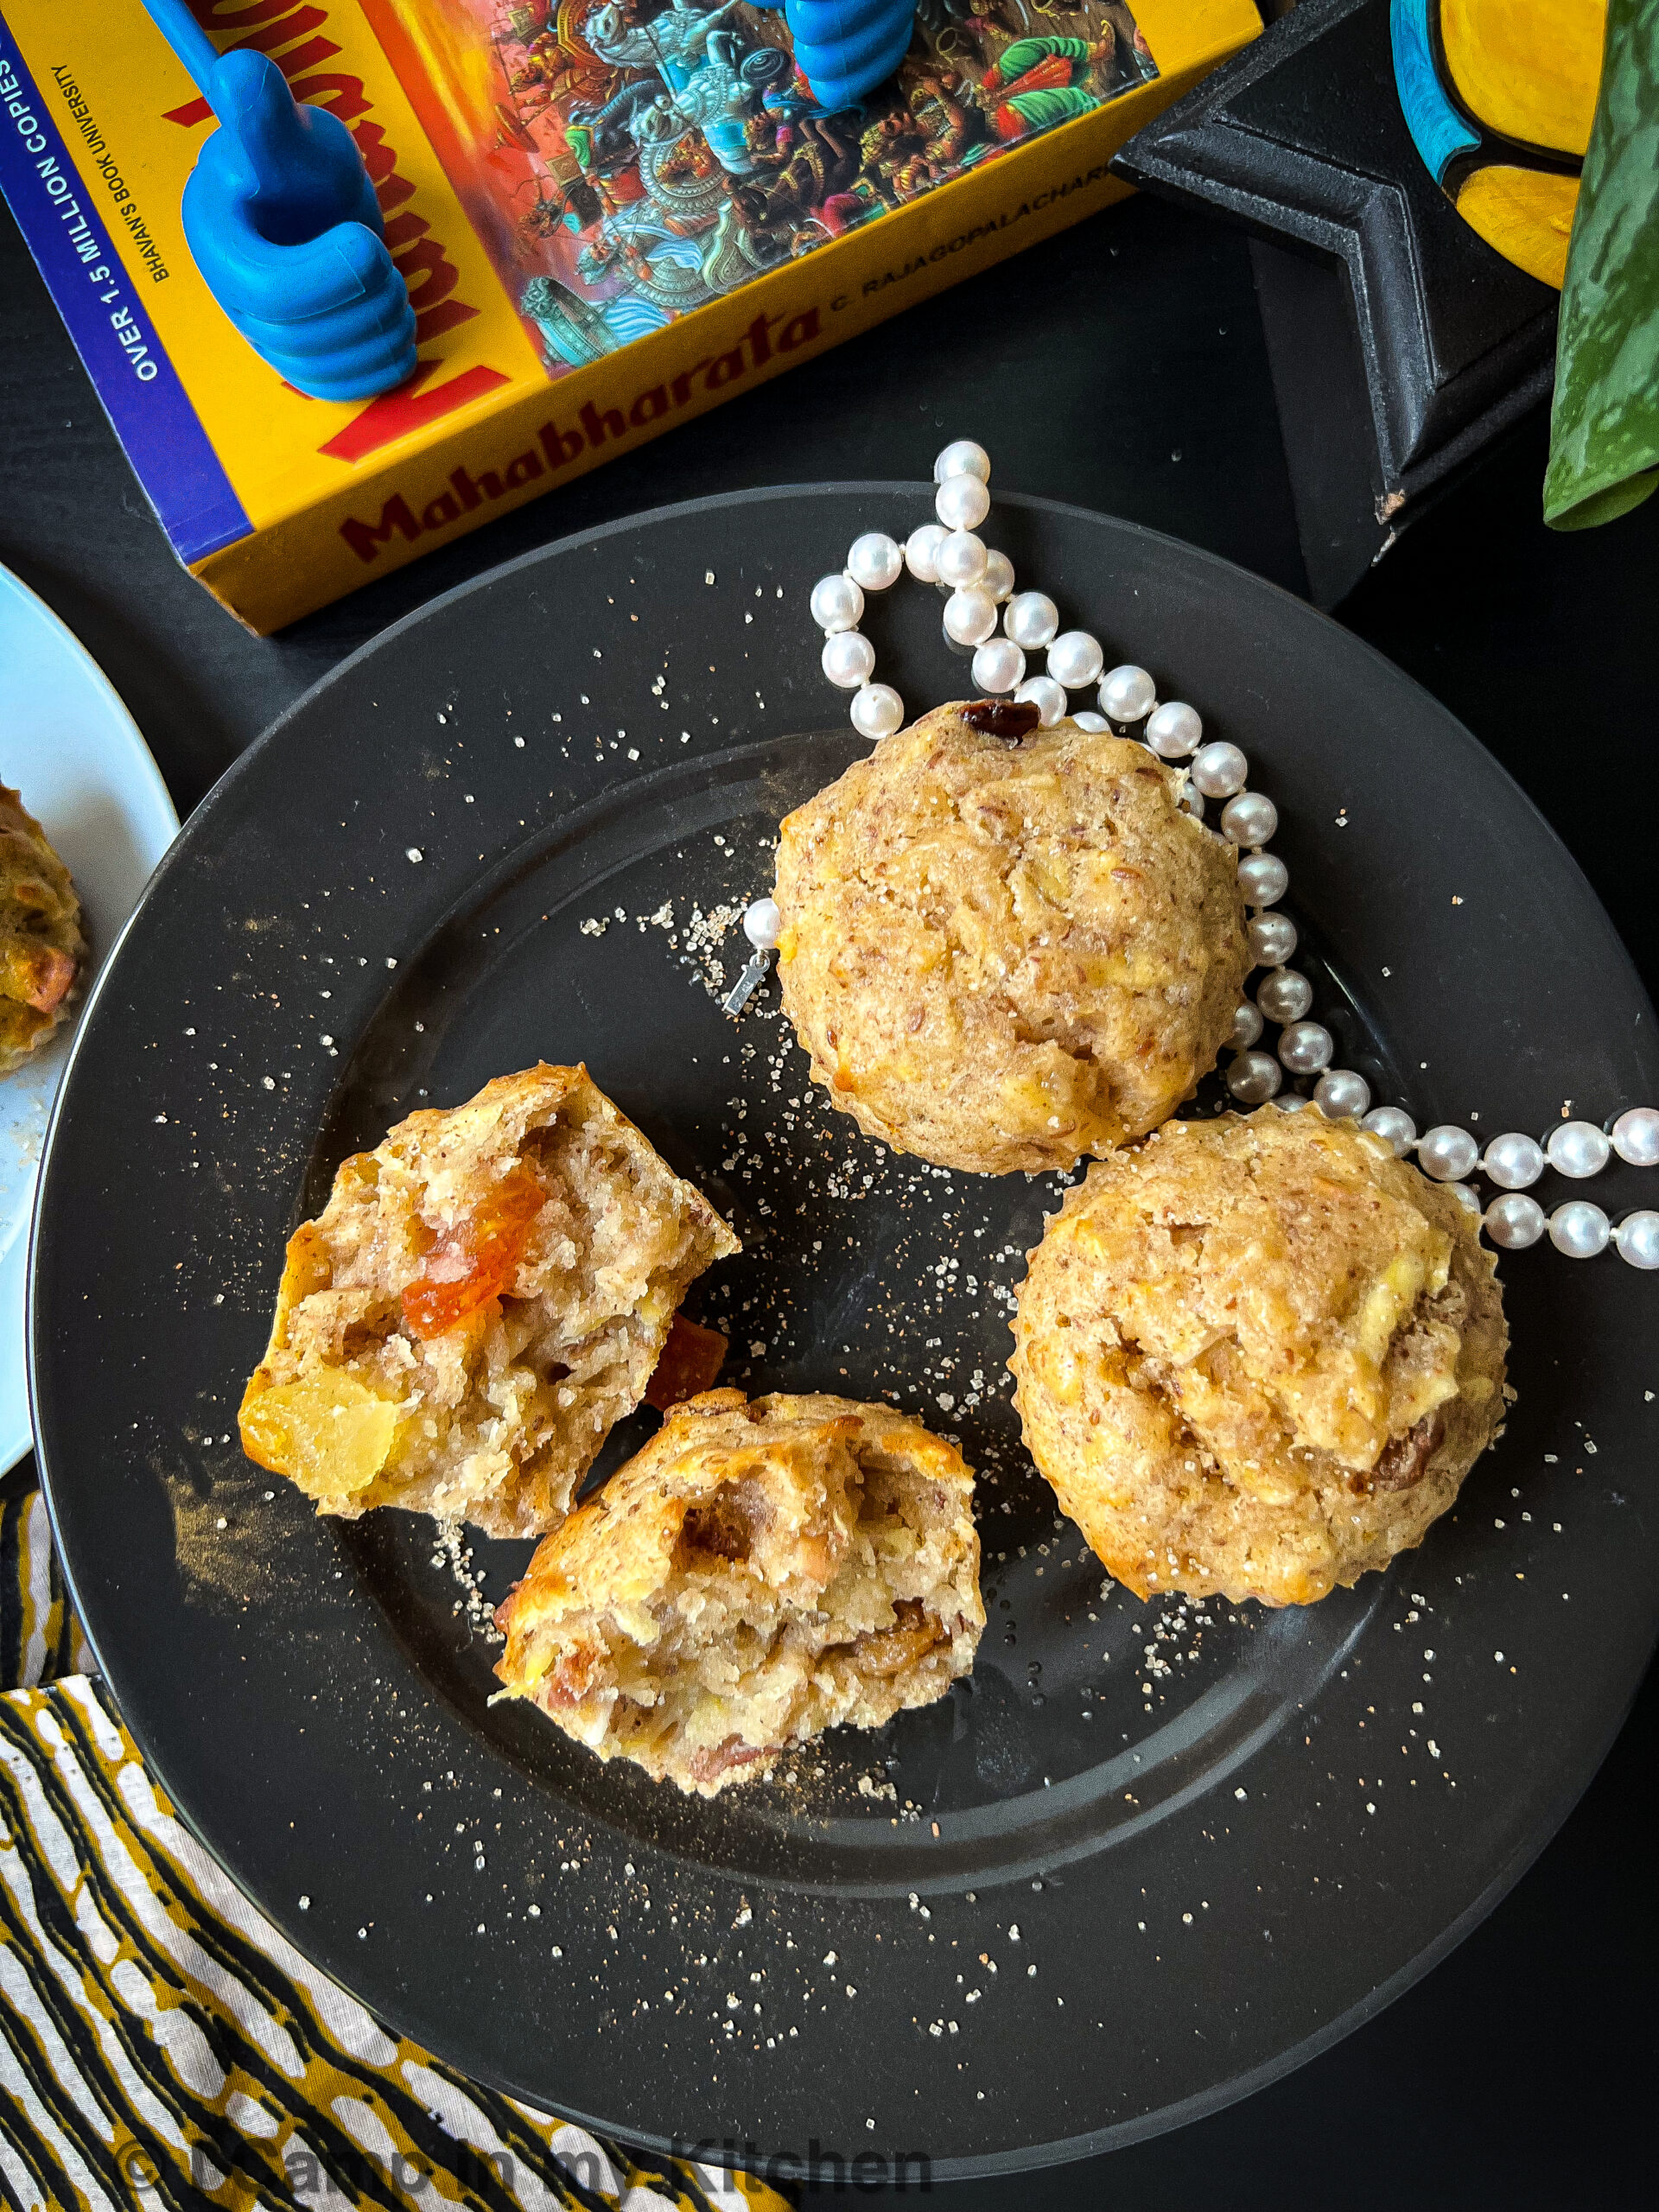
(3, 186, 1654, 2208)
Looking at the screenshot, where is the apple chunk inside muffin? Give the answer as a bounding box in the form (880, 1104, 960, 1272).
(493, 1391, 985, 1795)
(238, 1065, 738, 1538)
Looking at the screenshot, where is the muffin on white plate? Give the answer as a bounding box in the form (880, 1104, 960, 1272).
(1, 783, 86, 1077)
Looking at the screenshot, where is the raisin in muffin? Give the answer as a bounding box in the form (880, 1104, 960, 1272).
(239, 1065, 739, 1536)
(1009, 1106, 1508, 1606)
(772, 700, 1249, 1176)
(494, 1389, 984, 1795)
(1, 785, 86, 1076)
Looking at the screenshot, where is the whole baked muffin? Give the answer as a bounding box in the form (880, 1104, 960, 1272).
(772, 700, 1249, 1175)
(1009, 1107, 1508, 1606)
(239, 1065, 738, 1536)
(1, 785, 86, 1076)
(495, 1389, 984, 1795)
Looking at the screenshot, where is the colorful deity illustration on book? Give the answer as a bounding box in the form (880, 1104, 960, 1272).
(364, 0, 1154, 372)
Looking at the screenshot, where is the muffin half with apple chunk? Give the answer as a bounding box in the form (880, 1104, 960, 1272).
(238, 1065, 738, 1537)
(493, 1390, 984, 1795)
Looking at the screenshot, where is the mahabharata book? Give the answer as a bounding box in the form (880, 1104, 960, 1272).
(0, 1, 1258, 630)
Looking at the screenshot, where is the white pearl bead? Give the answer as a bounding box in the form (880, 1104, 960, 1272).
(1275, 1092, 1313, 1114)
(1313, 1068, 1371, 1119)
(810, 572, 863, 632)
(1362, 1104, 1416, 1154)
(1547, 1120, 1611, 1179)
(1548, 1199, 1610, 1258)
(1484, 1192, 1545, 1249)
(1190, 741, 1249, 798)
(1248, 912, 1298, 967)
(846, 532, 903, 591)
(1179, 782, 1204, 818)
(982, 548, 1015, 602)
(1482, 1132, 1544, 1190)
(1004, 592, 1059, 651)
(1145, 701, 1202, 758)
(1418, 1123, 1480, 1181)
(1221, 791, 1279, 847)
(742, 897, 781, 949)
(971, 639, 1025, 694)
(850, 683, 904, 741)
(934, 438, 990, 485)
(1614, 1209, 1659, 1268)
(936, 473, 990, 532)
(1232, 999, 1263, 1049)
(822, 630, 875, 688)
(1450, 1182, 1482, 1215)
(1071, 710, 1110, 733)
(1227, 1051, 1282, 1104)
(1046, 631, 1105, 690)
(1256, 968, 1313, 1025)
(1014, 674, 1068, 727)
(1098, 664, 1156, 721)
(1277, 1020, 1333, 1075)
(905, 524, 947, 582)
(937, 530, 988, 588)
(1611, 1106, 1659, 1166)
(1237, 853, 1289, 906)
(943, 588, 997, 647)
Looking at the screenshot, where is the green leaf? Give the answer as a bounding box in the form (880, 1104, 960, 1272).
(1544, 0, 1659, 532)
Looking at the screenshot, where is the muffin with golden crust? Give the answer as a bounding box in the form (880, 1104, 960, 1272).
(1008, 1107, 1508, 1606)
(239, 1065, 738, 1537)
(772, 700, 1249, 1176)
(1, 785, 86, 1076)
(494, 1389, 984, 1795)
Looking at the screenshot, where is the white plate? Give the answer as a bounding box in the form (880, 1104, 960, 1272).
(1, 567, 178, 1472)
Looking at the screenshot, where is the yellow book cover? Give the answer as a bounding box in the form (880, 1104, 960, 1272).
(0, 1, 1256, 631)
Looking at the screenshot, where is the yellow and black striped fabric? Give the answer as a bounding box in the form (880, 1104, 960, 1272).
(1, 1483, 92, 1692)
(0, 1474, 785, 2212)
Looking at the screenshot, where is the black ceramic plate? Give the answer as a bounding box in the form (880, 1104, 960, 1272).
(31, 488, 1659, 2182)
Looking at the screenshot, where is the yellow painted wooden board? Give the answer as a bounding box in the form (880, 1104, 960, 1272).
(1440, 0, 1605, 155)
(1438, 0, 1607, 290)
(1456, 162, 1582, 289)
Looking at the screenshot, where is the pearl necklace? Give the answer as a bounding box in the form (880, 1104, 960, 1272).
(734, 438, 1659, 1270)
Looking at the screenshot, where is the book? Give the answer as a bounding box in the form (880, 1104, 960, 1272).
(0, 0, 1258, 631)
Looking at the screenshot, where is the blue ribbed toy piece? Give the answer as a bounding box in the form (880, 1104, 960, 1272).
(1389, 0, 1479, 186)
(143, 0, 416, 403)
(763, 0, 917, 111)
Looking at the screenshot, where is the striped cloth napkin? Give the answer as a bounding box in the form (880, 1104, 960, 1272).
(0, 1476, 785, 2212)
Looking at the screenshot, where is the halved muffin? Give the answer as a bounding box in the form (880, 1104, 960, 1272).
(494, 1389, 984, 1794)
(239, 1065, 739, 1536)
(1, 784, 86, 1076)
(1009, 1106, 1509, 1606)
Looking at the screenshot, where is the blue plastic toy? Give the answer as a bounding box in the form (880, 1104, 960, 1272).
(142, 0, 416, 402)
(760, 0, 917, 111)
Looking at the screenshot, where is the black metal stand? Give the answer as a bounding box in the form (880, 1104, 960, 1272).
(1117, 0, 1559, 605)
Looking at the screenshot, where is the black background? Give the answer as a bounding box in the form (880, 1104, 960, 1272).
(3, 180, 1654, 2208)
